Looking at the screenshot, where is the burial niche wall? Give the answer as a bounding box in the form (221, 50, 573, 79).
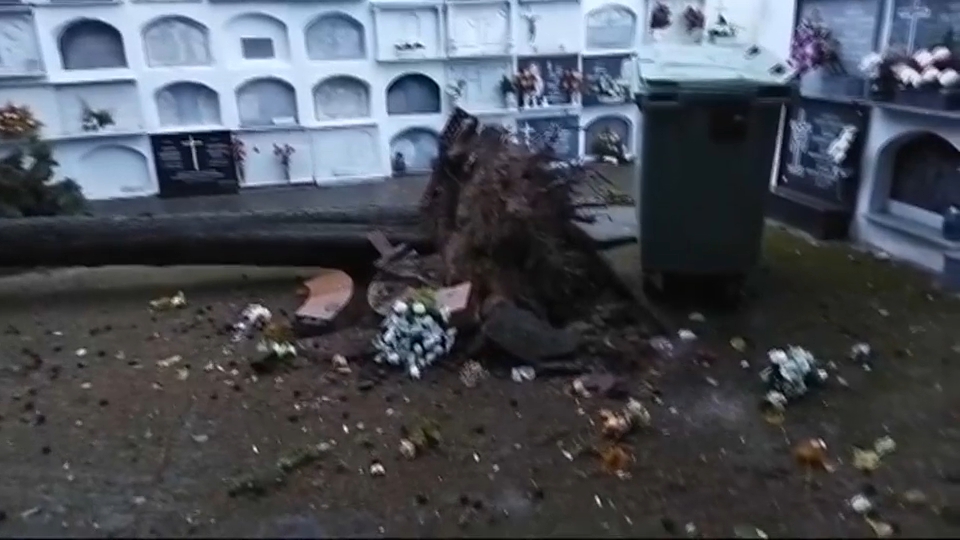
(305, 13, 366, 61)
(225, 13, 290, 62)
(313, 76, 370, 120)
(59, 19, 127, 70)
(585, 4, 637, 51)
(79, 145, 151, 199)
(0, 13, 43, 75)
(236, 77, 298, 127)
(142, 16, 211, 67)
(389, 127, 438, 174)
(156, 82, 221, 127)
(888, 132, 960, 216)
(386, 73, 440, 115)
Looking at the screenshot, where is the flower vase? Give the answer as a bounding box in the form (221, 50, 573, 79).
(505, 92, 518, 109)
(523, 93, 535, 109)
(571, 91, 582, 106)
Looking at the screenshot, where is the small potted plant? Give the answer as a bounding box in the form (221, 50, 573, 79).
(560, 69, 583, 105)
(231, 134, 246, 184)
(445, 79, 466, 108)
(79, 101, 115, 132)
(650, 2, 671, 30)
(272, 142, 295, 181)
(499, 75, 518, 109)
(0, 102, 41, 139)
(394, 41, 427, 59)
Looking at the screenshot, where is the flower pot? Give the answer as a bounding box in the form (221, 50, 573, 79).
(893, 85, 960, 110)
(570, 92, 582, 106)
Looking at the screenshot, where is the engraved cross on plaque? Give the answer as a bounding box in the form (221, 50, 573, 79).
(787, 109, 812, 177)
(181, 135, 203, 171)
(897, 0, 932, 53)
(519, 122, 535, 147)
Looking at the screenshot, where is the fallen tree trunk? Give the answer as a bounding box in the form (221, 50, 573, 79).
(0, 222, 431, 267)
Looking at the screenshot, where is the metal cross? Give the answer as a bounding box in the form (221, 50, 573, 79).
(518, 122, 535, 147)
(786, 109, 812, 177)
(181, 135, 204, 171)
(897, 0, 932, 53)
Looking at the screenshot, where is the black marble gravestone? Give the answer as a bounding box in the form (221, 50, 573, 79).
(151, 130, 239, 198)
(767, 97, 868, 239)
(795, 0, 884, 101)
(519, 116, 581, 162)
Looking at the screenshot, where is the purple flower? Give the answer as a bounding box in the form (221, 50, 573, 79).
(650, 2, 671, 30)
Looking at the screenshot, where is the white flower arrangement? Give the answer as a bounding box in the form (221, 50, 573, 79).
(860, 47, 960, 88)
(373, 298, 457, 379)
(760, 346, 828, 409)
(827, 125, 857, 165)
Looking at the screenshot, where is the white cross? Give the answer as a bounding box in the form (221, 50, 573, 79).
(518, 122, 535, 147)
(897, 0, 931, 53)
(786, 109, 812, 177)
(181, 135, 203, 171)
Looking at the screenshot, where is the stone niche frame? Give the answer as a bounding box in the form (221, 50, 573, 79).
(141, 15, 213, 68)
(235, 77, 299, 127)
(389, 126, 439, 175)
(313, 75, 372, 121)
(305, 12, 367, 61)
(0, 11, 44, 77)
(584, 114, 633, 161)
(372, 2, 444, 62)
(155, 81, 222, 128)
(794, 0, 883, 102)
(55, 80, 144, 134)
(224, 12, 291, 64)
(57, 18, 128, 70)
(444, 60, 512, 112)
(584, 3, 638, 53)
(77, 143, 153, 200)
(444, 0, 512, 58)
(385, 72, 441, 115)
(312, 126, 382, 182)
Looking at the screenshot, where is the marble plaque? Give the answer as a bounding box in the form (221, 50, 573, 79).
(314, 127, 381, 179)
(156, 82, 221, 127)
(0, 13, 42, 74)
(142, 16, 211, 67)
(447, 3, 510, 56)
(389, 128, 438, 173)
(236, 78, 298, 126)
(518, 116, 580, 161)
(445, 61, 511, 110)
(386, 74, 441, 115)
(585, 5, 637, 50)
(517, 55, 577, 105)
(151, 130, 239, 198)
(59, 20, 127, 70)
(306, 13, 366, 60)
(314, 76, 370, 120)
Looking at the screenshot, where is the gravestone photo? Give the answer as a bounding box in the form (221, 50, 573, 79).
(151, 130, 239, 198)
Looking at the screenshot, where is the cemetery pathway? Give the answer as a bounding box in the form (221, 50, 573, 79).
(0, 227, 958, 538)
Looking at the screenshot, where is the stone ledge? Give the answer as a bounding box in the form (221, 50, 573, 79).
(864, 212, 960, 251)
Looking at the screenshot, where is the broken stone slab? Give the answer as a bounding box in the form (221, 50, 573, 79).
(574, 206, 638, 247)
(294, 269, 353, 336)
(481, 301, 579, 364)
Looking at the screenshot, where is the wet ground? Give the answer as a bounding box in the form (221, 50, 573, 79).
(0, 227, 958, 538)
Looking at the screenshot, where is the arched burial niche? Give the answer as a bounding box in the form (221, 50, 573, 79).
(585, 4, 637, 50)
(226, 13, 290, 62)
(585, 115, 632, 160)
(79, 145, 150, 200)
(156, 82, 221, 127)
(314, 76, 371, 120)
(59, 19, 127, 70)
(236, 77, 298, 127)
(305, 13, 366, 60)
(887, 133, 960, 218)
(142, 16, 211, 67)
(386, 74, 440, 116)
(389, 128, 439, 174)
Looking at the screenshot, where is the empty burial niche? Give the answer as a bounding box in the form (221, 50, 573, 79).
(386, 74, 440, 115)
(60, 19, 127, 70)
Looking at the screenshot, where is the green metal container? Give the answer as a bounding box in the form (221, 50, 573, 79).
(633, 44, 792, 290)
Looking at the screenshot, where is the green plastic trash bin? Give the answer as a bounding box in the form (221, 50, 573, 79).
(633, 43, 792, 296)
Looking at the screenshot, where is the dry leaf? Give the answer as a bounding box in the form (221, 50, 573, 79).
(599, 444, 632, 474)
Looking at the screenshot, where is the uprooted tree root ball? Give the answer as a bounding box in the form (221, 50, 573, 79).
(420, 108, 616, 324)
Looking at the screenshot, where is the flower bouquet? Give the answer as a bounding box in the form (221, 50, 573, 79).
(650, 2, 671, 30)
(0, 102, 41, 139)
(80, 101, 114, 132)
(515, 70, 539, 108)
(589, 71, 630, 104)
(788, 16, 844, 78)
(682, 5, 705, 33)
(273, 142, 296, 181)
(560, 69, 583, 105)
(860, 41, 960, 109)
(591, 128, 628, 165)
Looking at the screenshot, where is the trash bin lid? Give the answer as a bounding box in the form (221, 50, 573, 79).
(634, 43, 792, 94)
